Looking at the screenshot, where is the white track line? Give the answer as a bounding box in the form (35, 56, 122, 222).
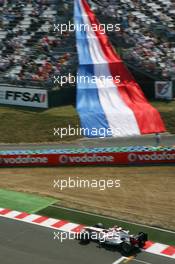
(132, 259, 153, 264)
(112, 257, 126, 264)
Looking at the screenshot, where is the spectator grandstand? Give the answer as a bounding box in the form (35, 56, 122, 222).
(92, 0, 175, 80)
(0, 0, 174, 90)
(0, 0, 76, 88)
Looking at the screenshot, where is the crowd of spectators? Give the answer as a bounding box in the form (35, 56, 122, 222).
(1, 0, 174, 87)
(93, 0, 175, 80)
(0, 0, 75, 88)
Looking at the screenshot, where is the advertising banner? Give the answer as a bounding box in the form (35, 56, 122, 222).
(0, 86, 48, 108)
(0, 151, 175, 167)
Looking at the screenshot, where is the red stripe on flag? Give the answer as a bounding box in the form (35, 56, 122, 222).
(143, 241, 154, 250)
(32, 216, 49, 224)
(161, 246, 175, 256)
(52, 220, 69, 228)
(71, 225, 85, 233)
(0, 208, 12, 215)
(15, 212, 30, 219)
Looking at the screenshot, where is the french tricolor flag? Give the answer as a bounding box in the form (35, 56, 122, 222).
(74, 0, 166, 137)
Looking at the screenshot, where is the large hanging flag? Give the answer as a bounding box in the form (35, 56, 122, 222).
(74, 0, 166, 137)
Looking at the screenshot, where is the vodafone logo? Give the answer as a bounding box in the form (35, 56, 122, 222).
(128, 153, 137, 162)
(128, 152, 175, 162)
(1, 156, 48, 165)
(59, 155, 69, 164)
(59, 154, 114, 164)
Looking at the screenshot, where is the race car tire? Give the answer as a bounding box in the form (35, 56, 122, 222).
(121, 242, 132, 255)
(79, 232, 90, 244)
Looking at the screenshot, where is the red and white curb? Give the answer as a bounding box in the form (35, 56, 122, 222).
(143, 240, 175, 259)
(0, 208, 84, 233)
(0, 208, 175, 259)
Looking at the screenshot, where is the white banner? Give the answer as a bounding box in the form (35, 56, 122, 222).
(0, 86, 48, 108)
(155, 81, 173, 100)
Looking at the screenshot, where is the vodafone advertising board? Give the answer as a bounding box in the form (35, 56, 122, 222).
(58, 151, 175, 165)
(0, 155, 52, 167)
(0, 151, 175, 167)
(0, 86, 48, 108)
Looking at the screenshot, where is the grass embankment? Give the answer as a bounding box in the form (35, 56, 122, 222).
(0, 101, 174, 143)
(0, 105, 80, 143)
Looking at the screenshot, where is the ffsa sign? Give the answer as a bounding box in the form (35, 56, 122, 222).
(0, 86, 48, 108)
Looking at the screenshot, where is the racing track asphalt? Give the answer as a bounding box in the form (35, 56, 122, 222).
(0, 134, 174, 151)
(0, 217, 174, 264)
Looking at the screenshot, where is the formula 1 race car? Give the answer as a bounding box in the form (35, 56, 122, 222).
(78, 223, 148, 255)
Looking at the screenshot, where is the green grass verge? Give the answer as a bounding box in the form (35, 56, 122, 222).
(38, 206, 175, 246)
(0, 189, 57, 213)
(0, 102, 174, 143)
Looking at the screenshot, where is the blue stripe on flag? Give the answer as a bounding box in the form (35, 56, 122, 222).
(74, 0, 110, 137)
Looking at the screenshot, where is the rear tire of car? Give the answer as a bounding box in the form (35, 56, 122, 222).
(121, 242, 132, 255)
(80, 232, 90, 244)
